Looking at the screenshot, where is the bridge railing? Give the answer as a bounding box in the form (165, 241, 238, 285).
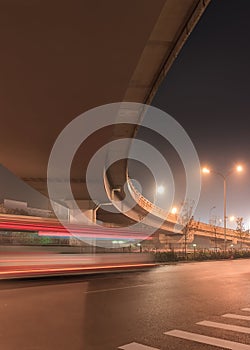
(127, 178, 178, 223)
(127, 178, 250, 242)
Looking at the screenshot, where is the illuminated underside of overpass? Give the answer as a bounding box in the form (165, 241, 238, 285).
(1, 0, 212, 231)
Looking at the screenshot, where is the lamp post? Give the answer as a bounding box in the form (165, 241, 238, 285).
(202, 165, 243, 251)
(93, 202, 113, 253)
(209, 205, 216, 224)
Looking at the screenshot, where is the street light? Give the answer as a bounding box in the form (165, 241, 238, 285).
(193, 243, 197, 257)
(171, 207, 178, 214)
(209, 205, 216, 224)
(202, 164, 243, 251)
(156, 185, 165, 194)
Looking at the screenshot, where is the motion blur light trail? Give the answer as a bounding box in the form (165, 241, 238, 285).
(0, 253, 156, 279)
(0, 214, 151, 241)
(0, 215, 151, 241)
(0, 214, 155, 279)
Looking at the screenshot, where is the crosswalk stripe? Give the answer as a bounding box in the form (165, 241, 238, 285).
(118, 342, 159, 350)
(165, 329, 250, 349)
(197, 320, 250, 334)
(242, 308, 250, 312)
(223, 314, 250, 321)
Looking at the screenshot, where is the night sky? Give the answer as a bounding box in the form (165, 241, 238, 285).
(152, 0, 250, 226)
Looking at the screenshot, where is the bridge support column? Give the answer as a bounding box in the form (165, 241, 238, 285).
(63, 200, 98, 250)
(64, 200, 97, 224)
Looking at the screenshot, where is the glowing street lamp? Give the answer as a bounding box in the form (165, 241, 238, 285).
(193, 243, 197, 257)
(171, 207, 178, 215)
(156, 185, 165, 194)
(236, 165, 243, 172)
(202, 164, 244, 250)
(202, 167, 210, 174)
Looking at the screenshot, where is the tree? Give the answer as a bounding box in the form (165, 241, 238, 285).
(178, 199, 198, 258)
(235, 217, 246, 250)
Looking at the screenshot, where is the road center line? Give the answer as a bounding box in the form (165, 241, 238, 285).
(85, 283, 152, 294)
(223, 314, 250, 321)
(197, 320, 250, 334)
(165, 329, 250, 349)
(118, 342, 159, 350)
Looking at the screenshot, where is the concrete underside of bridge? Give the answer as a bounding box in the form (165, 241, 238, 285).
(1, 0, 211, 226)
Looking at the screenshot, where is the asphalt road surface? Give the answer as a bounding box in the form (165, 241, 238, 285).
(1, 259, 250, 350)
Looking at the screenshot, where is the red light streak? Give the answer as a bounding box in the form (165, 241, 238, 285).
(0, 214, 152, 240)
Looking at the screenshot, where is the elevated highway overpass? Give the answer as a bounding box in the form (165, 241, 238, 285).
(0, 1, 212, 237)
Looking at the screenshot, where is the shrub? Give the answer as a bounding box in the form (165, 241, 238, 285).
(153, 250, 250, 263)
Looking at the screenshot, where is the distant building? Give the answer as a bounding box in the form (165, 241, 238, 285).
(0, 199, 55, 218)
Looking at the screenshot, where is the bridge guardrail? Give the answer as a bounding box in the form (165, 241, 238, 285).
(127, 178, 250, 243)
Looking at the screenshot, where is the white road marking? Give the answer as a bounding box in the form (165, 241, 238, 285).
(197, 320, 250, 334)
(85, 283, 152, 294)
(242, 308, 250, 312)
(223, 314, 250, 321)
(118, 342, 159, 350)
(165, 329, 250, 349)
(119, 307, 250, 350)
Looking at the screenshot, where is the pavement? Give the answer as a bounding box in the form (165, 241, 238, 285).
(1, 259, 250, 349)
